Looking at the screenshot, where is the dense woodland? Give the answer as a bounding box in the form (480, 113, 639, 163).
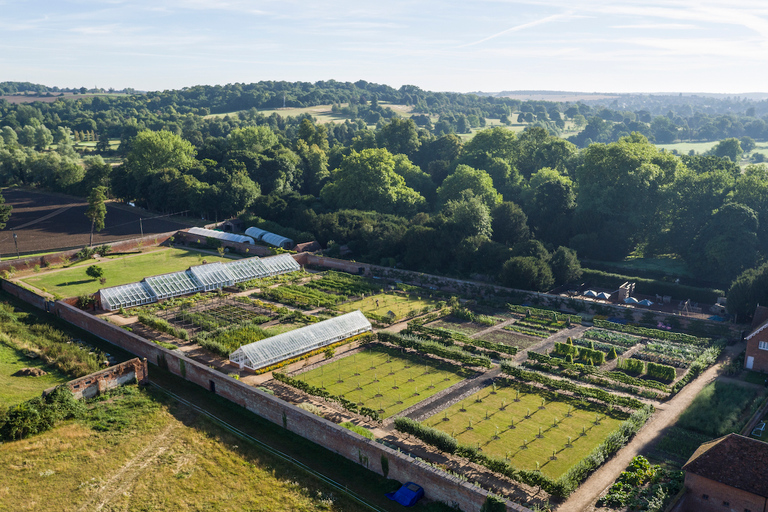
(2, 80, 768, 319)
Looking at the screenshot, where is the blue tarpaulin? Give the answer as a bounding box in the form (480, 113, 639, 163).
(386, 482, 424, 506)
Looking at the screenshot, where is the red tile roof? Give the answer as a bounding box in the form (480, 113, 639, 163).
(683, 433, 768, 497)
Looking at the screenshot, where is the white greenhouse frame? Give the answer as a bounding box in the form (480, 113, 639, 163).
(145, 271, 203, 300)
(189, 227, 254, 245)
(189, 262, 234, 290)
(229, 310, 371, 370)
(258, 253, 300, 275)
(100, 282, 157, 310)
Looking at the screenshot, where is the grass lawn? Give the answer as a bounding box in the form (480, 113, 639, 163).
(482, 330, 542, 351)
(423, 384, 624, 479)
(654, 141, 719, 154)
(0, 342, 70, 405)
(0, 385, 369, 512)
(429, 318, 488, 335)
(585, 257, 695, 279)
(337, 292, 438, 321)
(22, 248, 232, 297)
(297, 345, 473, 418)
(676, 380, 765, 438)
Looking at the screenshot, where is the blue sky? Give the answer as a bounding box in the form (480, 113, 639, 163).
(1, 0, 766, 93)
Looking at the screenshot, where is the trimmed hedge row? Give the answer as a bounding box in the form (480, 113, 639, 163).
(393, 402, 654, 498)
(553, 342, 605, 365)
(138, 313, 189, 340)
(580, 268, 723, 304)
(593, 319, 707, 346)
(507, 304, 583, 324)
(394, 416, 458, 453)
(500, 363, 645, 409)
(646, 361, 676, 383)
(527, 351, 669, 394)
(273, 371, 380, 422)
(619, 358, 645, 375)
(378, 331, 492, 368)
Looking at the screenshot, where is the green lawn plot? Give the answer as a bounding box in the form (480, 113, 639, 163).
(423, 384, 624, 479)
(22, 248, 231, 297)
(296, 345, 473, 418)
(337, 292, 439, 322)
(429, 317, 489, 335)
(0, 342, 70, 405)
(482, 330, 542, 351)
(584, 257, 695, 279)
(505, 317, 568, 338)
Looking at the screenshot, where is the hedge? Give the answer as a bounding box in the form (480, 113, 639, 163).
(593, 319, 708, 346)
(646, 361, 676, 383)
(138, 313, 189, 341)
(273, 372, 380, 422)
(378, 331, 492, 368)
(619, 358, 645, 375)
(580, 268, 723, 304)
(507, 304, 583, 324)
(394, 416, 458, 453)
(500, 363, 645, 409)
(671, 345, 722, 394)
(527, 351, 668, 394)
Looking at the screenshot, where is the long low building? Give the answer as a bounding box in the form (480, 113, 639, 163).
(99, 253, 300, 311)
(229, 310, 372, 371)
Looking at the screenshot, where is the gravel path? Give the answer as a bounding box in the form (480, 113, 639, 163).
(556, 341, 745, 512)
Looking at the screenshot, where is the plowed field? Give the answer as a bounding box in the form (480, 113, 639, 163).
(0, 189, 194, 256)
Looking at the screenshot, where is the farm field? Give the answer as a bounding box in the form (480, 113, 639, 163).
(424, 384, 624, 479)
(0, 385, 369, 512)
(337, 292, 439, 321)
(22, 247, 231, 297)
(0, 188, 198, 256)
(481, 330, 542, 351)
(0, 341, 70, 405)
(297, 345, 473, 418)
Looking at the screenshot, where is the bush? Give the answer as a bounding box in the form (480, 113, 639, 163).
(378, 331, 491, 368)
(646, 361, 676, 383)
(0, 387, 85, 441)
(619, 357, 645, 375)
(393, 417, 458, 453)
(340, 421, 375, 440)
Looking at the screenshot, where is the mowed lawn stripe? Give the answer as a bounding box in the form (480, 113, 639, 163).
(424, 385, 624, 479)
(22, 248, 232, 297)
(298, 345, 473, 418)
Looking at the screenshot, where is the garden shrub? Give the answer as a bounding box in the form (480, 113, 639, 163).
(646, 362, 676, 383)
(340, 421, 375, 440)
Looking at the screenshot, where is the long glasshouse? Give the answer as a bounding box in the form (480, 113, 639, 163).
(99, 253, 300, 311)
(229, 310, 372, 371)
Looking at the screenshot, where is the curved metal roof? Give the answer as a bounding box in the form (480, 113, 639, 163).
(189, 227, 254, 244)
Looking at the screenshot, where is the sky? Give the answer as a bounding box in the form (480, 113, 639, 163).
(1, 0, 767, 94)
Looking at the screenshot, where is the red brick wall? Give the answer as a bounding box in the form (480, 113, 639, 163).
(0, 231, 178, 275)
(51, 301, 530, 512)
(682, 473, 766, 512)
(746, 330, 768, 373)
(1, 279, 48, 310)
(62, 357, 148, 399)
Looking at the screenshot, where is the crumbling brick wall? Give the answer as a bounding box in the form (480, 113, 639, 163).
(58, 357, 148, 399)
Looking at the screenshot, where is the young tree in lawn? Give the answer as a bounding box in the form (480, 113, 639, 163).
(85, 186, 107, 247)
(86, 265, 104, 281)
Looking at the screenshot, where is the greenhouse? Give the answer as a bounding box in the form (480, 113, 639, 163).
(255, 253, 301, 276)
(229, 310, 372, 370)
(100, 282, 157, 310)
(189, 262, 234, 290)
(188, 227, 254, 245)
(98, 254, 301, 311)
(245, 226, 269, 241)
(261, 232, 294, 249)
(145, 271, 203, 300)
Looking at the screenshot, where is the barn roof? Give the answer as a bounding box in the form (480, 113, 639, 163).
(683, 433, 768, 497)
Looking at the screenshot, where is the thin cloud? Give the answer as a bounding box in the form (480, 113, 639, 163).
(457, 11, 574, 48)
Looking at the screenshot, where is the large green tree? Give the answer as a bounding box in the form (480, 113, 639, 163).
(437, 164, 502, 209)
(85, 186, 107, 246)
(320, 148, 425, 215)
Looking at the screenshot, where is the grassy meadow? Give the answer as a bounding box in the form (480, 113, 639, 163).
(0, 385, 369, 512)
(338, 292, 438, 321)
(22, 248, 231, 297)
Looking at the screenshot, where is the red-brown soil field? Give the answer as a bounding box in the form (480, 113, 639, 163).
(0, 189, 197, 256)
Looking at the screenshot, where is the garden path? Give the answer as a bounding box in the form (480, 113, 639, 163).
(555, 341, 745, 512)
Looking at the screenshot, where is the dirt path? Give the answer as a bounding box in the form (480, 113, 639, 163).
(556, 342, 745, 512)
(76, 423, 178, 512)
